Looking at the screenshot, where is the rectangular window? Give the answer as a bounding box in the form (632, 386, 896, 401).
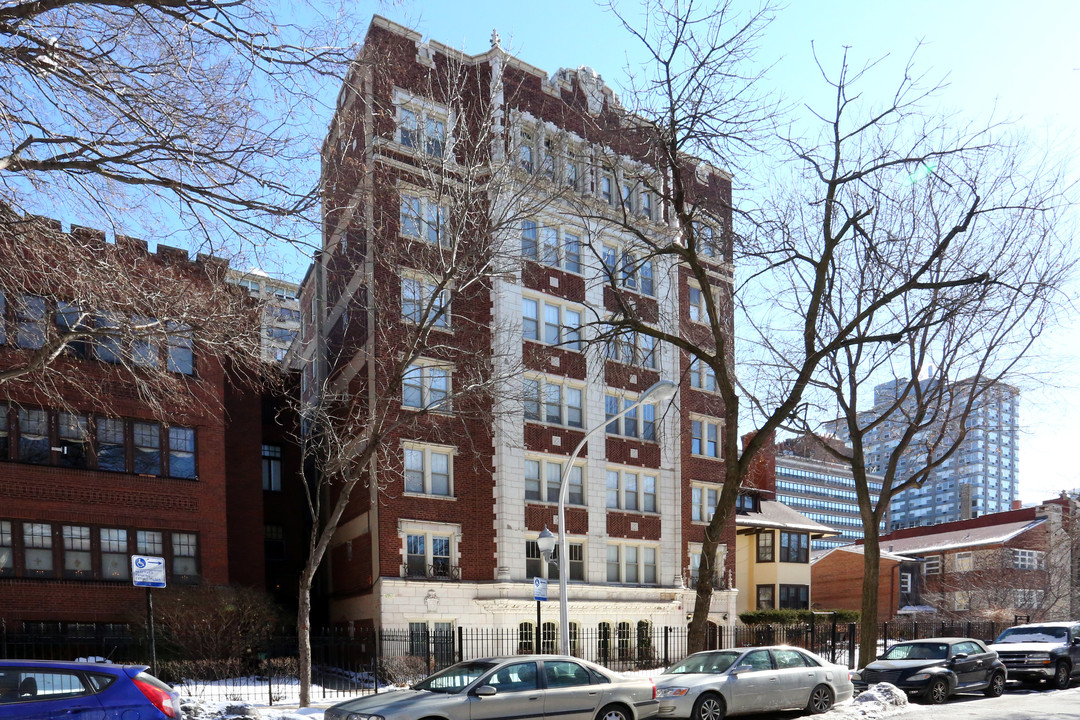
(606, 543, 658, 585)
(133, 421, 161, 475)
(166, 322, 194, 375)
(0, 405, 7, 461)
(923, 555, 942, 575)
(137, 530, 163, 556)
(689, 286, 707, 323)
(402, 276, 449, 328)
(62, 525, 92, 579)
(691, 486, 718, 522)
(18, 408, 50, 464)
(955, 551, 973, 572)
(522, 219, 538, 260)
(523, 298, 539, 341)
(55, 301, 88, 357)
(757, 531, 775, 562)
(899, 572, 912, 593)
(131, 316, 159, 368)
(24, 522, 54, 577)
(400, 193, 422, 237)
(95, 313, 123, 363)
(527, 540, 584, 581)
(1012, 549, 1044, 570)
(601, 176, 613, 204)
(0, 520, 12, 576)
(691, 418, 722, 458)
(405, 532, 453, 578)
(426, 117, 445, 157)
(519, 130, 534, 172)
(540, 225, 559, 266)
(606, 469, 658, 513)
(524, 377, 582, 428)
(425, 203, 448, 245)
(606, 544, 620, 582)
(689, 357, 717, 392)
(100, 528, 129, 581)
(756, 584, 775, 610)
(169, 427, 196, 478)
(525, 298, 582, 351)
(264, 524, 285, 559)
(525, 458, 583, 505)
(16, 295, 46, 349)
(172, 532, 198, 579)
(97, 417, 126, 472)
(953, 590, 971, 611)
(779, 584, 809, 609)
(404, 446, 453, 496)
(58, 412, 89, 469)
(641, 191, 653, 219)
(403, 362, 450, 411)
(398, 106, 418, 148)
(779, 532, 809, 563)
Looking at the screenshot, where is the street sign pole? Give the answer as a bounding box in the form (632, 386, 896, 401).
(536, 599, 541, 654)
(146, 588, 157, 676)
(131, 554, 166, 675)
(532, 577, 547, 654)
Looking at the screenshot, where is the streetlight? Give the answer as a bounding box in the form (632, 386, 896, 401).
(550, 379, 678, 655)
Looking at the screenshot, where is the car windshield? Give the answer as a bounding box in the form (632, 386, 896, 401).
(664, 651, 740, 674)
(881, 643, 949, 660)
(995, 626, 1067, 643)
(413, 662, 495, 693)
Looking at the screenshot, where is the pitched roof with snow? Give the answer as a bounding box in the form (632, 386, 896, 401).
(735, 499, 839, 537)
(876, 518, 1045, 555)
(809, 544, 915, 565)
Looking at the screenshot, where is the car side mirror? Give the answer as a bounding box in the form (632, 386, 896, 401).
(731, 664, 754, 675)
(476, 686, 498, 697)
(1072, 637, 1080, 646)
(950, 653, 968, 662)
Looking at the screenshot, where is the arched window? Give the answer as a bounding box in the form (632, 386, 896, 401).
(518, 622, 535, 654)
(569, 622, 580, 657)
(637, 620, 653, 664)
(617, 621, 632, 661)
(542, 621, 558, 654)
(598, 622, 612, 664)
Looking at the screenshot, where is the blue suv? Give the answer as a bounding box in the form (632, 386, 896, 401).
(0, 659, 180, 719)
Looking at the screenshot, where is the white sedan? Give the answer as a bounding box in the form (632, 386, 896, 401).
(654, 646, 853, 720)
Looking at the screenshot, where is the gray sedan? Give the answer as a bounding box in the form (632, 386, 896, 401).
(654, 646, 853, 720)
(326, 655, 659, 720)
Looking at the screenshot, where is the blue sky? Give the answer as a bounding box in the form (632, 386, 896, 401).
(371, 1, 1080, 504)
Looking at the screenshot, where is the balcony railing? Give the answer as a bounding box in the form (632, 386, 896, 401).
(401, 563, 461, 581)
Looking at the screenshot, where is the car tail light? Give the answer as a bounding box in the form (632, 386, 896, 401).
(133, 675, 180, 718)
(652, 680, 657, 699)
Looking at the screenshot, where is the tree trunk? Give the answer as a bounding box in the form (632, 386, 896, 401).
(298, 572, 313, 708)
(858, 531, 882, 668)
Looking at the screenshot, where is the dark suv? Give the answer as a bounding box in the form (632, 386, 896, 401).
(851, 637, 1006, 704)
(989, 622, 1080, 689)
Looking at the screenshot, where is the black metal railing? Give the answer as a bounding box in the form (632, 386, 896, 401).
(0, 617, 1017, 705)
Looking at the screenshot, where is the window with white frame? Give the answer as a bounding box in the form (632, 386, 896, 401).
(688, 283, 718, 324)
(690, 417, 722, 458)
(526, 540, 584, 580)
(605, 328, 657, 369)
(1012, 548, 1044, 570)
(16, 295, 46, 349)
(23, 522, 53, 577)
(604, 394, 658, 441)
(693, 220, 722, 258)
(691, 485, 718, 523)
(395, 99, 449, 159)
(688, 543, 726, 588)
(523, 297, 582, 351)
(62, 525, 92, 579)
(519, 128, 534, 172)
(403, 361, 451, 411)
(404, 444, 453, 497)
(899, 572, 912, 593)
(137, 530, 162, 556)
(605, 468, 657, 513)
(1014, 588, 1044, 608)
(953, 590, 971, 611)
(524, 376, 583, 428)
(525, 457, 584, 505)
(399, 191, 450, 245)
(640, 190, 653, 220)
(954, 551, 973, 572)
(923, 555, 942, 574)
(402, 525, 457, 578)
(100, 528, 128, 580)
(564, 149, 581, 190)
(601, 244, 655, 296)
(688, 357, 717, 392)
(0, 521, 12, 576)
(606, 543, 658, 585)
(600, 175, 614, 204)
(401, 274, 450, 328)
(172, 532, 198, 579)
(620, 182, 633, 212)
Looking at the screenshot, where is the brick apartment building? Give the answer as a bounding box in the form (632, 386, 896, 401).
(0, 220, 310, 629)
(0, 225, 232, 626)
(299, 16, 838, 645)
(811, 495, 1079, 622)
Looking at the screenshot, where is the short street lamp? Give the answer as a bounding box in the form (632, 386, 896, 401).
(551, 379, 678, 655)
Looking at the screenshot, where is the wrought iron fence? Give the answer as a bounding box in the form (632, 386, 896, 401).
(0, 617, 1017, 705)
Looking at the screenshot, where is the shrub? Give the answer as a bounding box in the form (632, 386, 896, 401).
(377, 656, 428, 686)
(148, 585, 284, 661)
(738, 609, 860, 625)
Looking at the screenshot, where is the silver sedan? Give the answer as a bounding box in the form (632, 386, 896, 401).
(654, 646, 853, 720)
(326, 655, 659, 720)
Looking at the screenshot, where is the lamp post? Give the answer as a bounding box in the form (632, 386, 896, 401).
(551, 379, 678, 655)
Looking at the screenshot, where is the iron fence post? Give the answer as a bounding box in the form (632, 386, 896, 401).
(266, 653, 273, 706)
(847, 623, 856, 669)
(830, 619, 838, 664)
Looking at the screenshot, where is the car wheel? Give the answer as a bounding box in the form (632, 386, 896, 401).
(1052, 661, 1071, 690)
(597, 703, 631, 720)
(805, 684, 834, 714)
(925, 678, 949, 704)
(692, 692, 726, 720)
(984, 672, 1006, 698)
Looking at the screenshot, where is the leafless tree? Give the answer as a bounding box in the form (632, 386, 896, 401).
(596, 1, 1074, 655)
(773, 52, 1074, 664)
(0, 1, 366, 413)
(290, 40, 565, 705)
